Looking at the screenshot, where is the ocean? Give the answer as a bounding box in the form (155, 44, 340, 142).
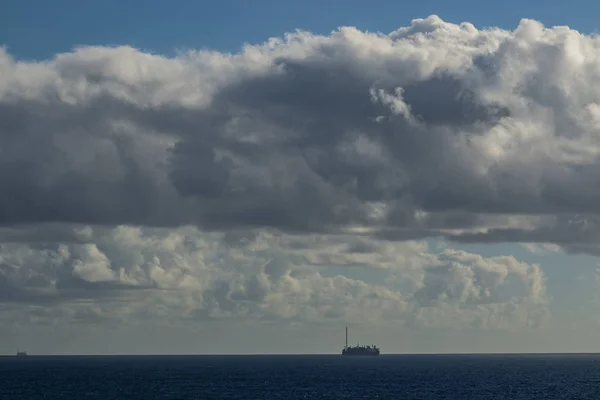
(2, 354, 600, 399)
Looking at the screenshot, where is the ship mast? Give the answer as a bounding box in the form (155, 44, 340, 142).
(345, 326, 348, 350)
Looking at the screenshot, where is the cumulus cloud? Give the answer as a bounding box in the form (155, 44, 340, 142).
(0, 226, 548, 329)
(0, 15, 600, 248)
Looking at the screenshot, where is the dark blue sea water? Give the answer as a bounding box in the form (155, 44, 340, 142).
(2, 354, 600, 399)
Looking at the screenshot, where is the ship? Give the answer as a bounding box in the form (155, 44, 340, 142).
(15, 350, 27, 357)
(341, 326, 380, 356)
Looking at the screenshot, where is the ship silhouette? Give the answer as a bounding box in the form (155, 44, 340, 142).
(341, 326, 380, 356)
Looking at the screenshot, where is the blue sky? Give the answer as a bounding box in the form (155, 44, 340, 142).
(3, 1, 600, 355)
(2, 0, 600, 60)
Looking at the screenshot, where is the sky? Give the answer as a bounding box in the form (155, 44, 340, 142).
(2, 0, 600, 355)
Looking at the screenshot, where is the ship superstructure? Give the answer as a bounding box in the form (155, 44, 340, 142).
(341, 326, 380, 356)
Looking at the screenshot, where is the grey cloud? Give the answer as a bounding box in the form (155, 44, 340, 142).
(447, 214, 600, 253)
(0, 224, 94, 244)
(2, 16, 600, 248)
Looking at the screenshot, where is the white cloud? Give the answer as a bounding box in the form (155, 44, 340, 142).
(0, 226, 548, 330)
(521, 243, 562, 254)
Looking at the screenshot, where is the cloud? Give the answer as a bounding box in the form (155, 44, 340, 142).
(3, 15, 599, 333)
(0, 15, 599, 252)
(520, 243, 562, 254)
(0, 226, 548, 330)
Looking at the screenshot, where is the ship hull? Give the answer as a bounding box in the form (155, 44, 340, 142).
(342, 350, 380, 356)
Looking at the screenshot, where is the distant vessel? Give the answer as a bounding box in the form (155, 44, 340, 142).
(341, 326, 380, 356)
(15, 351, 27, 357)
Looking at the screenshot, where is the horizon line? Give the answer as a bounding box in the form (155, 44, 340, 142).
(4, 351, 600, 357)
